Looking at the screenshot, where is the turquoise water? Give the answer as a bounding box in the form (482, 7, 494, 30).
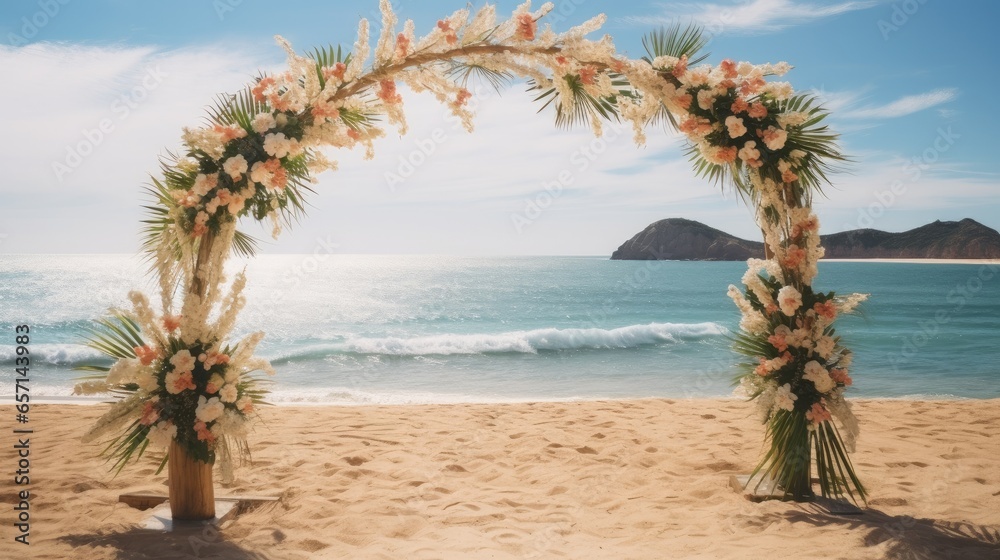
(1, 255, 998, 402)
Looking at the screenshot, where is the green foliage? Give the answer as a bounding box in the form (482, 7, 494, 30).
(531, 73, 632, 129)
(446, 61, 513, 93)
(641, 23, 711, 67)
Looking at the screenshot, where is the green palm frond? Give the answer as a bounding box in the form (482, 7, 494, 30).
(641, 23, 710, 67)
(78, 312, 145, 363)
(446, 62, 513, 93)
(529, 74, 632, 129)
(206, 85, 271, 131)
(683, 143, 751, 198)
(640, 23, 709, 133)
(775, 93, 849, 198)
(232, 230, 259, 258)
(307, 45, 351, 90)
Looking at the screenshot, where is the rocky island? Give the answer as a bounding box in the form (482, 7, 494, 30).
(611, 218, 1000, 260)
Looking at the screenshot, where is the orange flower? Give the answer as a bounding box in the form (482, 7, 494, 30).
(169, 370, 196, 394)
(782, 244, 807, 269)
(162, 315, 181, 333)
(452, 89, 473, 109)
(251, 76, 275, 102)
(731, 97, 749, 114)
(579, 66, 597, 86)
(717, 146, 738, 163)
(748, 102, 768, 119)
(740, 77, 766, 96)
(830, 368, 852, 386)
(806, 402, 832, 424)
(675, 92, 692, 110)
(194, 421, 215, 443)
(437, 20, 458, 45)
(377, 80, 402, 104)
(134, 345, 159, 366)
(139, 401, 159, 426)
(671, 55, 688, 78)
(311, 105, 340, 120)
(782, 169, 798, 184)
(323, 62, 346, 82)
(813, 301, 837, 320)
(720, 59, 738, 79)
(515, 13, 537, 41)
(394, 32, 411, 59)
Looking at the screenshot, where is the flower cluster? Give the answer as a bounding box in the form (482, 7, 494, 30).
(608, 46, 866, 501)
(730, 259, 865, 441)
(77, 224, 274, 480)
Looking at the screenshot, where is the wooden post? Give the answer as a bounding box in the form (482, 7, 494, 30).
(167, 230, 217, 520)
(168, 440, 216, 519)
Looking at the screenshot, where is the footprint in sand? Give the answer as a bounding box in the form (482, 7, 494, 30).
(870, 497, 908, 507)
(343, 456, 367, 466)
(576, 446, 598, 454)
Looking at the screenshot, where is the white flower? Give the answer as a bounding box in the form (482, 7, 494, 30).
(195, 396, 225, 423)
(263, 132, 292, 158)
(236, 395, 254, 413)
(223, 155, 248, 180)
(815, 336, 836, 359)
(106, 358, 141, 385)
(774, 383, 798, 412)
(697, 89, 716, 111)
(777, 285, 803, 316)
(738, 140, 760, 163)
(763, 127, 788, 151)
(147, 421, 177, 448)
(169, 349, 196, 373)
(252, 113, 277, 134)
(219, 384, 238, 403)
(651, 55, 679, 70)
(191, 173, 217, 197)
(803, 361, 836, 393)
(73, 380, 110, 395)
(135, 370, 159, 392)
(786, 327, 815, 349)
(725, 115, 747, 139)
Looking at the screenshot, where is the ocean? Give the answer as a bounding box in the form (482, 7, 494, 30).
(1, 254, 998, 403)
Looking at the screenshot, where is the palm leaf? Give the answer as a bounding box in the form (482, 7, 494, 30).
(307, 45, 351, 90)
(78, 313, 145, 363)
(206, 85, 271, 131)
(641, 23, 710, 67)
(446, 61, 513, 93)
(529, 74, 632, 129)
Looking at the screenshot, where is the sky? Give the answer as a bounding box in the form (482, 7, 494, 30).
(1, 0, 997, 255)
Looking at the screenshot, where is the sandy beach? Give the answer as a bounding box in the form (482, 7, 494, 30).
(3, 399, 998, 559)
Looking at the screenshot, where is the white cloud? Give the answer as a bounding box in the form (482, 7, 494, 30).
(842, 88, 958, 119)
(619, 0, 880, 34)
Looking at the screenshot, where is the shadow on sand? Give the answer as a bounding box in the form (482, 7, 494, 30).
(60, 525, 275, 560)
(767, 503, 1000, 559)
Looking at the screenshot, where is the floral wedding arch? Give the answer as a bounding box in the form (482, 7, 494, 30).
(77, 0, 867, 519)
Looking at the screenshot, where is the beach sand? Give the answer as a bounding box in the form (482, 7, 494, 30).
(3, 399, 998, 559)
